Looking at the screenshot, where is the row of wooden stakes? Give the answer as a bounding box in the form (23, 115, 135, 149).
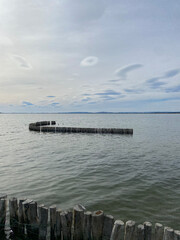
(0, 195, 179, 240)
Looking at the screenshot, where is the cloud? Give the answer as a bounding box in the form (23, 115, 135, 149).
(22, 101, 33, 106)
(12, 55, 32, 69)
(95, 90, 121, 96)
(80, 56, 99, 67)
(50, 102, 60, 106)
(165, 85, 180, 93)
(47, 96, 55, 98)
(147, 69, 180, 89)
(114, 64, 143, 79)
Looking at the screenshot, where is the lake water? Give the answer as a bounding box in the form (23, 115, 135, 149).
(0, 114, 179, 230)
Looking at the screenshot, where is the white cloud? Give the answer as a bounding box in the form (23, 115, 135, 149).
(114, 64, 143, 79)
(80, 56, 99, 67)
(11, 55, 32, 69)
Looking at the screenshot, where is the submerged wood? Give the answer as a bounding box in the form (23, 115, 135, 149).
(29, 121, 133, 135)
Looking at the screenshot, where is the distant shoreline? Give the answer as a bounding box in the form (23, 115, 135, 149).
(1, 112, 180, 114)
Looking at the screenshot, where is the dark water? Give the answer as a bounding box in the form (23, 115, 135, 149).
(0, 114, 180, 230)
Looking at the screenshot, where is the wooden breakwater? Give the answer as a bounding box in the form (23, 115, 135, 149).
(29, 121, 133, 135)
(0, 195, 180, 240)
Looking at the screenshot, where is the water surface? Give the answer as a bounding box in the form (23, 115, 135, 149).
(0, 114, 179, 229)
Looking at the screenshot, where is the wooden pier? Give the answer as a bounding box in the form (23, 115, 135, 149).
(0, 195, 179, 240)
(29, 121, 133, 135)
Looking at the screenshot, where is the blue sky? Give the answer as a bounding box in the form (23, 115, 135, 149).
(0, 0, 180, 112)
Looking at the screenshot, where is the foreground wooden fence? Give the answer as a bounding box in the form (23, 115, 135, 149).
(29, 121, 133, 135)
(0, 195, 179, 240)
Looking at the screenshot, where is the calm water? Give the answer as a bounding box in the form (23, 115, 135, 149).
(0, 114, 180, 230)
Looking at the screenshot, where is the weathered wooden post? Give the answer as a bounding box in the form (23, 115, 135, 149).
(164, 227, 174, 240)
(102, 215, 114, 240)
(174, 231, 180, 240)
(110, 220, 124, 240)
(39, 205, 48, 240)
(56, 209, 62, 240)
(0, 194, 7, 236)
(50, 205, 56, 240)
(83, 211, 92, 240)
(144, 222, 152, 240)
(9, 197, 18, 234)
(92, 210, 104, 240)
(73, 204, 86, 240)
(27, 201, 39, 239)
(18, 198, 26, 234)
(22, 199, 33, 236)
(136, 224, 144, 240)
(155, 223, 163, 240)
(60, 210, 72, 240)
(124, 220, 136, 240)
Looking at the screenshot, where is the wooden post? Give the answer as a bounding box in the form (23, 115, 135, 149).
(22, 199, 33, 236)
(124, 220, 136, 240)
(136, 224, 144, 240)
(0, 194, 7, 236)
(102, 215, 114, 240)
(60, 210, 72, 240)
(174, 231, 180, 240)
(18, 198, 26, 234)
(144, 222, 152, 240)
(56, 209, 62, 240)
(92, 210, 104, 240)
(83, 211, 92, 240)
(50, 205, 56, 240)
(110, 220, 124, 240)
(73, 204, 86, 240)
(39, 205, 48, 240)
(27, 201, 39, 239)
(9, 197, 18, 234)
(164, 227, 174, 240)
(155, 223, 163, 240)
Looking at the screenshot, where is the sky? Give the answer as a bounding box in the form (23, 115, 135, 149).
(0, 0, 180, 113)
